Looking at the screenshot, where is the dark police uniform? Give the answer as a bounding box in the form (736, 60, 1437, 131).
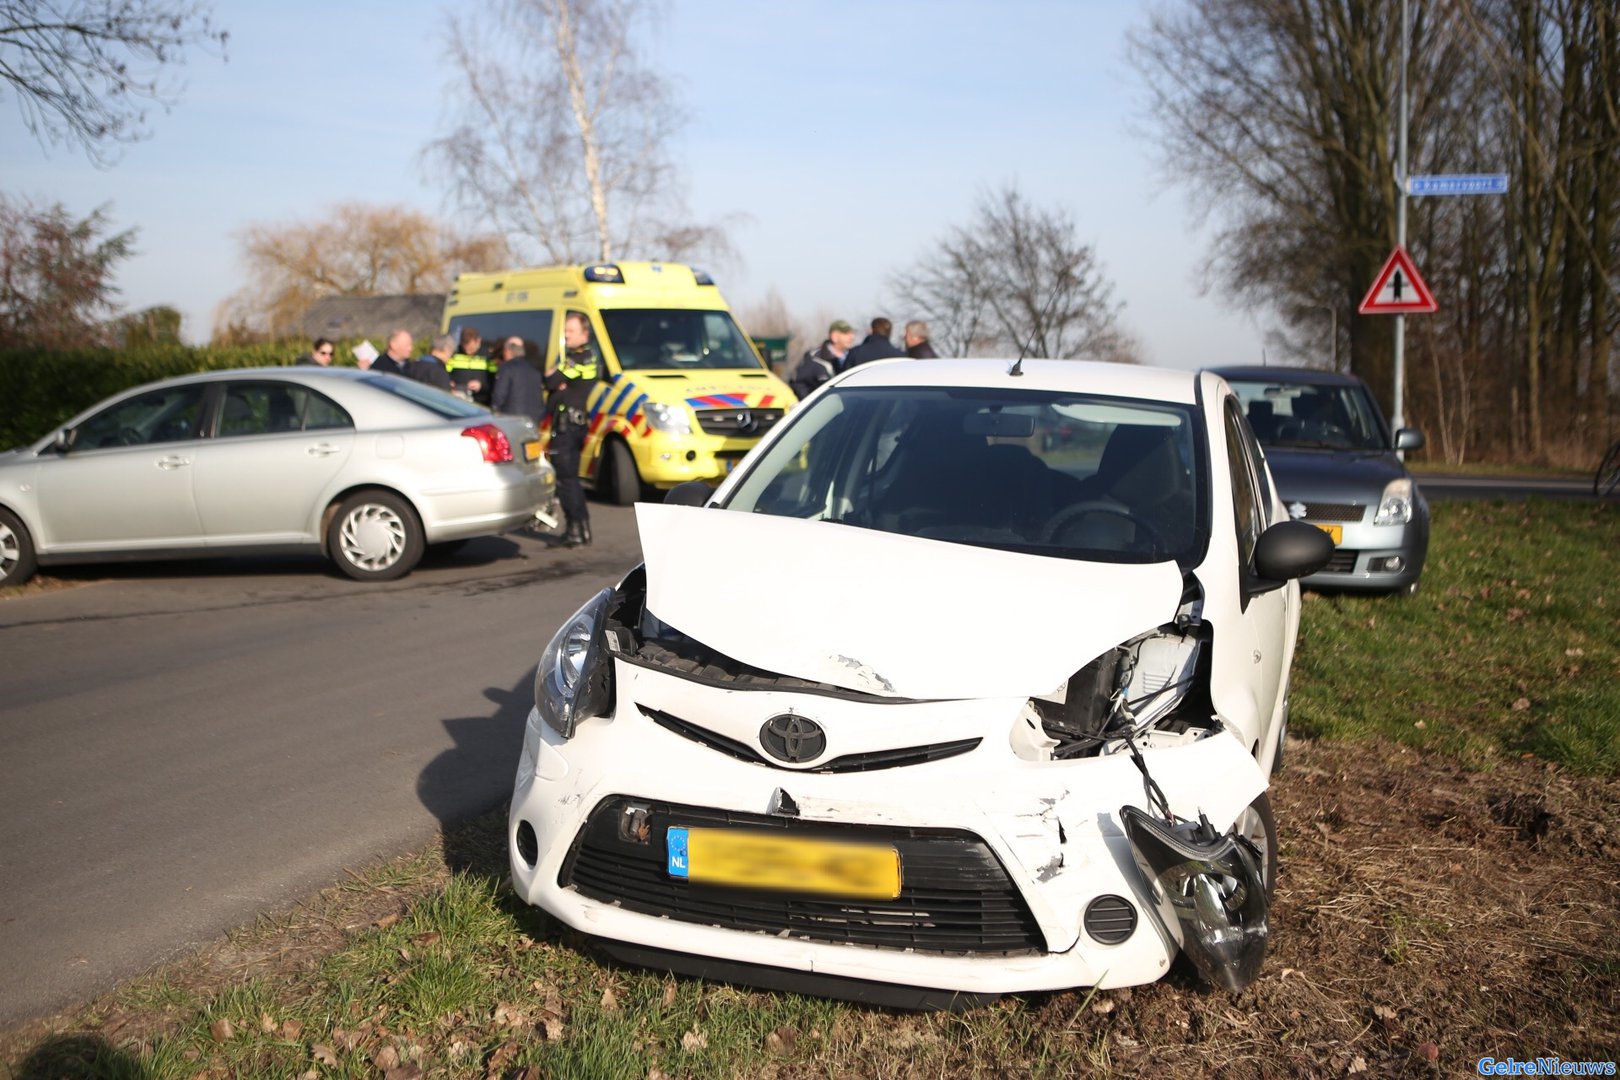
(545, 341, 598, 545)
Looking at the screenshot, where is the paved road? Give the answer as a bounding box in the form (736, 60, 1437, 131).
(0, 506, 642, 1028)
(1415, 472, 1596, 501)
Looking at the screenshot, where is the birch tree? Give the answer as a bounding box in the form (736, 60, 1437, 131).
(426, 0, 730, 266)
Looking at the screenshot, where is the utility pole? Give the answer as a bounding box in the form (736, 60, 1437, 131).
(1393, 0, 1410, 430)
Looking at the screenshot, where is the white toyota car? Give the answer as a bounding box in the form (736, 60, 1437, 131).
(508, 358, 1331, 1008)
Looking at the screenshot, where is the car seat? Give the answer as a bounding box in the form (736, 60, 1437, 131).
(1246, 400, 1279, 441)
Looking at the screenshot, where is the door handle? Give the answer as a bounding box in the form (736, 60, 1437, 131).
(306, 443, 341, 457)
(156, 455, 191, 470)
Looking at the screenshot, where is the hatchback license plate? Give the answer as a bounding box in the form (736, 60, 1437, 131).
(1312, 523, 1343, 545)
(667, 827, 901, 899)
(523, 439, 542, 462)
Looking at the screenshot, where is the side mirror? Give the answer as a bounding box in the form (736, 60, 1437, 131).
(1394, 428, 1424, 451)
(664, 480, 713, 508)
(51, 429, 73, 454)
(1248, 520, 1334, 596)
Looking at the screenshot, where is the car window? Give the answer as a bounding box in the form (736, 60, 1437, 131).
(74, 385, 206, 449)
(358, 372, 486, 418)
(598, 309, 764, 371)
(216, 383, 353, 437)
(447, 312, 554, 364)
(1225, 378, 1388, 450)
(1224, 399, 1264, 564)
(724, 385, 1207, 566)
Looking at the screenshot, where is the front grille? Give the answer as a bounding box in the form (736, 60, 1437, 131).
(1322, 548, 1359, 573)
(640, 705, 981, 773)
(1301, 502, 1364, 522)
(560, 797, 1045, 955)
(694, 408, 785, 437)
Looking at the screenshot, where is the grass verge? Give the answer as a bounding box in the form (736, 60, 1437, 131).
(3, 499, 1616, 1078)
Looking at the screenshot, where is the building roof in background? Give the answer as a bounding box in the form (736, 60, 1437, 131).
(300, 295, 443, 344)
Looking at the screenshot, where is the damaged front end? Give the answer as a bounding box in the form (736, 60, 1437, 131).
(1120, 806, 1270, 992)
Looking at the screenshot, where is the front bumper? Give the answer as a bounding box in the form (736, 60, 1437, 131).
(629, 433, 761, 489)
(507, 663, 1268, 997)
(1300, 512, 1428, 592)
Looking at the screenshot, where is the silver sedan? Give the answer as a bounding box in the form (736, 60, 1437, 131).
(0, 367, 556, 585)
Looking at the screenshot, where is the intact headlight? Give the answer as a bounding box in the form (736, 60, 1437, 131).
(644, 402, 692, 434)
(534, 588, 616, 738)
(1373, 478, 1414, 525)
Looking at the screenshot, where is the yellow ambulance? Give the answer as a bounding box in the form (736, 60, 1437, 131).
(441, 262, 796, 504)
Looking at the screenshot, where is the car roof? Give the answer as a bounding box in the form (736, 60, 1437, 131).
(836, 358, 1200, 403)
(1207, 364, 1366, 387)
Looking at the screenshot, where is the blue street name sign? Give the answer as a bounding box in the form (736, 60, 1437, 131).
(1408, 173, 1509, 196)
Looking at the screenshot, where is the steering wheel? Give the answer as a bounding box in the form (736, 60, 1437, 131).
(1041, 500, 1165, 554)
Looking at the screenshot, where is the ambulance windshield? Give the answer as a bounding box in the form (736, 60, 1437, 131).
(599, 309, 765, 372)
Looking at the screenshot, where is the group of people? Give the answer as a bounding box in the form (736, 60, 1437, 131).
(293, 318, 598, 549)
(788, 317, 937, 399)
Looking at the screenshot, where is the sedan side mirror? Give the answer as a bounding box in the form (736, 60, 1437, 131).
(1394, 428, 1424, 451)
(664, 480, 714, 507)
(51, 428, 73, 454)
(1247, 520, 1335, 597)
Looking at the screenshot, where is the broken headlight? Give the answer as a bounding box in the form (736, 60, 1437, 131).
(1120, 805, 1269, 992)
(534, 587, 616, 739)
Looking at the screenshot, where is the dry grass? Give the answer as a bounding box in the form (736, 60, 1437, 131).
(4, 736, 1616, 1079)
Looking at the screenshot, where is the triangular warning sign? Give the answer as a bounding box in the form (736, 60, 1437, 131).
(1359, 245, 1437, 314)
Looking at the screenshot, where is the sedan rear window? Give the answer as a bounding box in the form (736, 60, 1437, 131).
(359, 373, 487, 418)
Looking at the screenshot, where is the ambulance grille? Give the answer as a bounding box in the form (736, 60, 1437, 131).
(561, 798, 1046, 955)
(694, 408, 785, 437)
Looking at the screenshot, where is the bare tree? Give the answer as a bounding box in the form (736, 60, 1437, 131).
(425, 0, 731, 266)
(216, 203, 507, 340)
(1, 0, 226, 166)
(891, 186, 1124, 359)
(0, 193, 135, 347)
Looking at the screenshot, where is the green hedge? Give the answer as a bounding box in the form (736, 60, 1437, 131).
(0, 343, 358, 449)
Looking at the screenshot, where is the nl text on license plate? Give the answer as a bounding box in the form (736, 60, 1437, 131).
(1312, 522, 1343, 545)
(666, 827, 901, 899)
(523, 439, 542, 462)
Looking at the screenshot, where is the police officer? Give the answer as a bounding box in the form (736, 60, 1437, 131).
(447, 327, 493, 403)
(546, 312, 598, 546)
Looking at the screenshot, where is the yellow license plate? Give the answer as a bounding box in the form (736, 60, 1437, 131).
(667, 827, 901, 899)
(1312, 523, 1342, 545)
(523, 439, 542, 462)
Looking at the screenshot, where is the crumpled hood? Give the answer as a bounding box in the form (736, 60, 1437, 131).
(636, 503, 1184, 700)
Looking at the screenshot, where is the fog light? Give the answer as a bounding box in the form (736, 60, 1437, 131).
(516, 820, 539, 868)
(1384, 556, 1403, 572)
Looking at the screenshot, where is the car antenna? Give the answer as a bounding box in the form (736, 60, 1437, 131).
(1008, 356, 1024, 377)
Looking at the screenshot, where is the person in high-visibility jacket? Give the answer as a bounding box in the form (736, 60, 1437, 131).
(446, 326, 492, 404)
(545, 312, 599, 546)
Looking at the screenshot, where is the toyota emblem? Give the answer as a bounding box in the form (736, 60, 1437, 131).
(759, 714, 826, 764)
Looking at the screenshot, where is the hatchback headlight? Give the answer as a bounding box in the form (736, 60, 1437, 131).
(644, 402, 692, 434)
(1373, 478, 1414, 525)
(534, 588, 616, 738)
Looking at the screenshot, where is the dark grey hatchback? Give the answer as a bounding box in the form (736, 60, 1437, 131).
(1209, 366, 1429, 595)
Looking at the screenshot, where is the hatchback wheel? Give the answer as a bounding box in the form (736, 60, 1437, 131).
(328, 490, 423, 581)
(0, 508, 38, 587)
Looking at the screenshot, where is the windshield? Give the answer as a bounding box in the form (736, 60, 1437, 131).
(723, 386, 1207, 565)
(599, 309, 763, 371)
(1225, 378, 1388, 451)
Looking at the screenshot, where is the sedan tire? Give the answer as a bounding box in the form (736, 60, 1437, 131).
(327, 490, 424, 582)
(0, 507, 38, 587)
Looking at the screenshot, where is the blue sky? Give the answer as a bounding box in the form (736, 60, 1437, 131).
(0, 0, 1272, 367)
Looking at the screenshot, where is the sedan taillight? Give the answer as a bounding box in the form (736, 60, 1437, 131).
(462, 423, 514, 463)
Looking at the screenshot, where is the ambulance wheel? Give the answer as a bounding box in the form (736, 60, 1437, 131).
(607, 441, 640, 506)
